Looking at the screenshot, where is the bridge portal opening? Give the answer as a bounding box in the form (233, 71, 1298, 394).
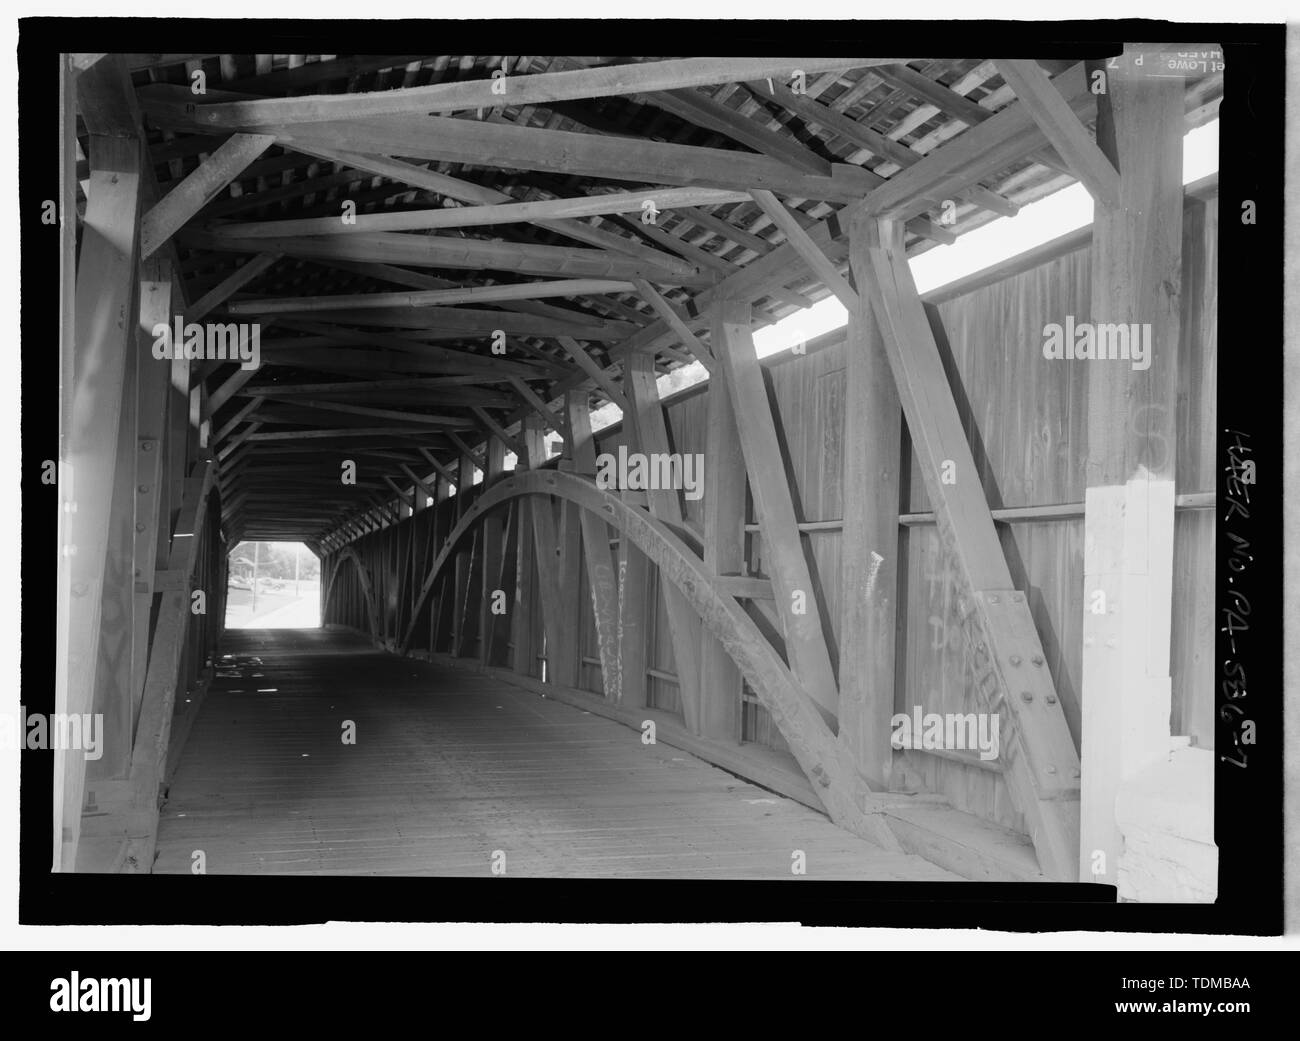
(225, 541, 321, 630)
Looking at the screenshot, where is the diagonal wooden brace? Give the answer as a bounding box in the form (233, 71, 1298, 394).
(961, 591, 1081, 801)
(861, 216, 1080, 879)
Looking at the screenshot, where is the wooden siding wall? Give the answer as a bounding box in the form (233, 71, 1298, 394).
(321, 189, 1217, 838)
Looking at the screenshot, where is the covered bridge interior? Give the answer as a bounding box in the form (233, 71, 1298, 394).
(57, 51, 1220, 890)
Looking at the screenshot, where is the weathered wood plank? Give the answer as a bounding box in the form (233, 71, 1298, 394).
(266, 114, 880, 202)
(152, 628, 951, 879)
(228, 278, 638, 316)
(565, 392, 622, 698)
(211, 186, 750, 238)
(510, 487, 537, 677)
(484, 495, 518, 667)
(554, 335, 630, 412)
(1079, 48, 1185, 887)
(993, 59, 1120, 209)
(184, 252, 280, 323)
(861, 217, 1080, 880)
(838, 209, 903, 791)
(697, 355, 746, 742)
(750, 190, 857, 310)
(507, 375, 565, 434)
(477, 438, 507, 665)
(250, 144, 699, 275)
(143, 58, 900, 127)
(54, 51, 79, 852)
(520, 417, 578, 686)
(615, 506, 651, 710)
(185, 226, 712, 285)
(58, 119, 143, 872)
(645, 86, 832, 174)
(140, 133, 274, 258)
(87, 267, 143, 785)
(128, 267, 173, 751)
(860, 63, 1089, 222)
(117, 462, 215, 872)
(451, 452, 479, 657)
(633, 280, 716, 373)
(624, 352, 705, 732)
(710, 297, 840, 723)
(744, 77, 1020, 218)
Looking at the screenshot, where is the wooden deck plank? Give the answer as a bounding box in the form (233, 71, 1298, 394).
(154, 628, 957, 880)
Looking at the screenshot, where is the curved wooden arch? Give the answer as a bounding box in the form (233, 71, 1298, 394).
(384, 469, 896, 847)
(323, 543, 381, 642)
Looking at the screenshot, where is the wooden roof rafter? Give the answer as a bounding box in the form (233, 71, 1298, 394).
(118, 52, 1220, 545)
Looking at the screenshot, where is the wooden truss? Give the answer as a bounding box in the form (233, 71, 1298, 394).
(59, 51, 1210, 880)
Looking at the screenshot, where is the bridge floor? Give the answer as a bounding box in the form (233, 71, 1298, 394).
(154, 628, 958, 880)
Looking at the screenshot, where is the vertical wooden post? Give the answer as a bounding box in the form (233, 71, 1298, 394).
(56, 54, 143, 870)
(164, 343, 190, 549)
(485, 498, 519, 667)
(615, 511, 650, 709)
(710, 297, 840, 723)
(697, 327, 746, 742)
(862, 216, 1081, 880)
(839, 209, 904, 790)
(625, 352, 704, 729)
(54, 53, 77, 856)
(188, 382, 206, 465)
(522, 415, 576, 686)
(407, 505, 423, 641)
(1079, 46, 1184, 886)
(611, 383, 650, 710)
(565, 391, 622, 699)
(478, 436, 506, 665)
(451, 451, 475, 656)
(397, 509, 415, 646)
(87, 274, 141, 785)
(128, 264, 173, 759)
(432, 475, 454, 652)
(555, 420, 584, 686)
(510, 482, 537, 677)
(123, 463, 215, 872)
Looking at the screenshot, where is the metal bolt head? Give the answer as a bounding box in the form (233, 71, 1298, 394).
(1009, 654, 1022, 666)
(1046, 694, 1057, 705)
(1012, 592, 1024, 602)
(1046, 765, 1057, 774)
(138, 484, 149, 493)
(989, 595, 1000, 604)
(1031, 655, 1044, 667)
(1020, 691, 1033, 703)
(141, 441, 154, 451)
